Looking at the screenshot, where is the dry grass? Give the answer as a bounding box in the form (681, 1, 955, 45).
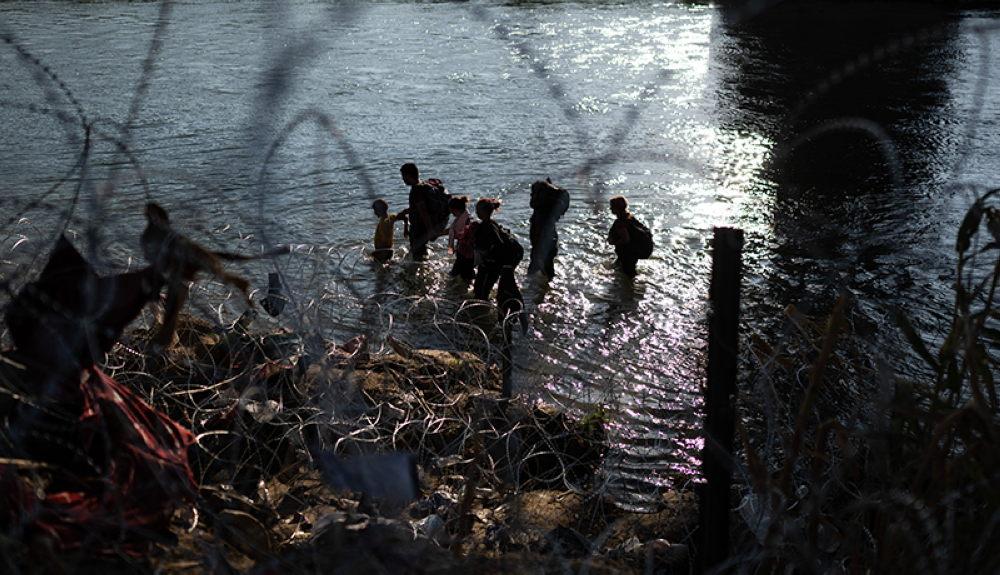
(731, 189, 1000, 574)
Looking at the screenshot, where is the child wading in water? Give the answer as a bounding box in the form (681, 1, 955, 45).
(446, 195, 476, 283)
(607, 195, 638, 277)
(371, 199, 408, 262)
(473, 198, 528, 333)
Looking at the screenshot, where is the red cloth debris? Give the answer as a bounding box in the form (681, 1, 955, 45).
(0, 235, 197, 554)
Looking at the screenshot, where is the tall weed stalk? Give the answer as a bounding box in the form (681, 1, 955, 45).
(738, 188, 1000, 573)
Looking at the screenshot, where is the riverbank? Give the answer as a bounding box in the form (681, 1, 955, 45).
(1, 312, 697, 574)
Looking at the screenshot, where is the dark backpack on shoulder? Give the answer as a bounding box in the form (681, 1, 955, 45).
(627, 217, 654, 259)
(531, 179, 570, 222)
(495, 223, 524, 266)
(425, 178, 452, 233)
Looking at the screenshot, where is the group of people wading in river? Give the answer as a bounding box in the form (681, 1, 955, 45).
(371, 162, 653, 328)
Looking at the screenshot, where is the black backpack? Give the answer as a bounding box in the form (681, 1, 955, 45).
(531, 179, 570, 222)
(627, 217, 654, 259)
(425, 178, 452, 233)
(495, 223, 524, 266)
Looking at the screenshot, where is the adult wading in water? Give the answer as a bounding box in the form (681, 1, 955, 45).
(473, 198, 528, 333)
(400, 162, 440, 261)
(607, 195, 639, 277)
(527, 178, 570, 279)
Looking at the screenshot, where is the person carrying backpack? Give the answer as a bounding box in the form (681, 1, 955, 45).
(607, 195, 653, 278)
(473, 198, 527, 332)
(400, 162, 450, 261)
(527, 178, 570, 279)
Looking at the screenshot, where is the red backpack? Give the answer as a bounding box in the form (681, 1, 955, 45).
(457, 220, 477, 258)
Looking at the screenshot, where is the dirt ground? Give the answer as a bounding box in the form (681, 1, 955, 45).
(1, 315, 698, 574)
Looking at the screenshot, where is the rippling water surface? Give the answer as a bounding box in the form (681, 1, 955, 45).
(3, 0, 1000, 507)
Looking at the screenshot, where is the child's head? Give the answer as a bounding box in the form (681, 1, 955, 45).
(449, 195, 470, 216)
(476, 198, 500, 220)
(609, 195, 629, 217)
(372, 199, 388, 217)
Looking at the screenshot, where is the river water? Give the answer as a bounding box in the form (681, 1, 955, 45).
(2, 0, 999, 508)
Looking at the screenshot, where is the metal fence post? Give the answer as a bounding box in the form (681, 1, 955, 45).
(700, 227, 744, 573)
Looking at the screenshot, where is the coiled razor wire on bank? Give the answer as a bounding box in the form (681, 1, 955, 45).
(0, 215, 699, 573)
